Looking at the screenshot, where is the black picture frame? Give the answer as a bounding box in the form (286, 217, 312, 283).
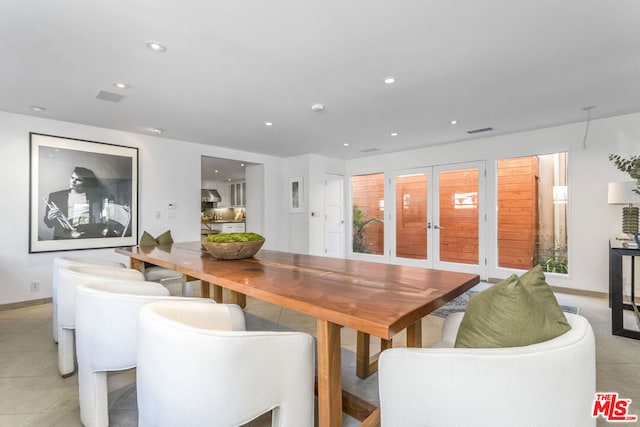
(29, 133, 138, 253)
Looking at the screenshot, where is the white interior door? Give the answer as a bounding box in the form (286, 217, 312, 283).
(324, 174, 345, 258)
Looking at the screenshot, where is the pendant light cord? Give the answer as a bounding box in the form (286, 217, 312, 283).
(582, 106, 595, 150)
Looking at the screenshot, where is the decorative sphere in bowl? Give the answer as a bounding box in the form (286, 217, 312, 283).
(201, 232, 265, 260)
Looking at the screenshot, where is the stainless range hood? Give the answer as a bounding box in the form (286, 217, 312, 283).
(201, 189, 221, 208)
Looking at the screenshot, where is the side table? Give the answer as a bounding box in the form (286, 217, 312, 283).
(610, 242, 640, 339)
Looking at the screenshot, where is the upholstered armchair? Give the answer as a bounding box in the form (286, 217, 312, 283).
(378, 312, 596, 427)
(136, 300, 315, 427)
(57, 265, 145, 376)
(51, 256, 125, 342)
(75, 281, 214, 427)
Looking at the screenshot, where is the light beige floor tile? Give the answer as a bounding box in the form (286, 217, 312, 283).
(0, 375, 76, 414)
(3, 287, 640, 426)
(0, 350, 58, 378)
(0, 413, 37, 426)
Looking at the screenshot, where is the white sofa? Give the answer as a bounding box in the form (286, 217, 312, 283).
(378, 312, 596, 427)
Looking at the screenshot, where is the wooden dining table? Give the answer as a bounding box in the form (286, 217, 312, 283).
(116, 242, 480, 427)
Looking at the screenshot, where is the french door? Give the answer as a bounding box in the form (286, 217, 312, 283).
(390, 161, 486, 276)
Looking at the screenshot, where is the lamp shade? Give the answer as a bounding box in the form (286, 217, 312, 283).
(608, 182, 640, 205)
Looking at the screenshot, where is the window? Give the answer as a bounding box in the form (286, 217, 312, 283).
(352, 173, 384, 254)
(497, 153, 568, 274)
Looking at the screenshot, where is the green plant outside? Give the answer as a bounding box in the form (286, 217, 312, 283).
(539, 257, 569, 274)
(352, 205, 383, 253)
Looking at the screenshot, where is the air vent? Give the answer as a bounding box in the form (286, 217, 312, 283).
(466, 127, 494, 134)
(361, 148, 380, 152)
(96, 90, 124, 103)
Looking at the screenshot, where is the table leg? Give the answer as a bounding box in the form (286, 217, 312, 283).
(359, 408, 381, 427)
(212, 284, 223, 303)
(356, 332, 392, 379)
(130, 258, 143, 272)
(356, 332, 370, 379)
(199, 281, 210, 298)
(231, 291, 246, 308)
(406, 319, 422, 348)
(317, 319, 342, 427)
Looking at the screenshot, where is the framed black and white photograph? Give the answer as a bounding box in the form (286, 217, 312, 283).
(290, 177, 303, 213)
(29, 133, 138, 253)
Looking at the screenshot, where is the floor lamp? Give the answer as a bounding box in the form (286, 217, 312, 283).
(608, 181, 640, 235)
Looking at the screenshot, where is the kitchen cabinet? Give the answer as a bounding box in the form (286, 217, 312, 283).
(203, 222, 246, 233)
(229, 182, 246, 206)
(222, 223, 245, 233)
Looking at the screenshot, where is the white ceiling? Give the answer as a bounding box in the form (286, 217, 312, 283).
(201, 156, 251, 182)
(2, 0, 640, 160)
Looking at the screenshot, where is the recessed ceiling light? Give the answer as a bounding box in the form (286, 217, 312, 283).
(343, 143, 350, 147)
(30, 105, 46, 112)
(450, 120, 458, 125)
(311, 103, 324, 112)
(264, 121, 273, 127)
(150, 127, 164, 134)
(383, 77, 396, 84)
(145, 41, 167, 52)
(214, 169, 219, 173)
(114, 82, 130, 89)
(390, 132, 398, 137)
(240, 163, 245, 167)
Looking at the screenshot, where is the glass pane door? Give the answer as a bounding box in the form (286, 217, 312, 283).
(437, 167, 479, 265)
(389, 162, 484, 275)
(395, 173, 429, 260)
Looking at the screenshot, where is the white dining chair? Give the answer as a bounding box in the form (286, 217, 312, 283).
(136, 300, 315, 427)
(57, 265, 145, 377)
(378, 312, 596, 427)
(75, 280, 215, 427)
(51, 256, 126, 342)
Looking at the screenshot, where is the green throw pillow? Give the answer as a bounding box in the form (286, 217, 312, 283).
(454, 268, 571, 348)
(139, 230, 173, 246)
(139, 231, 157, 246)
(519, 264, 571, 334)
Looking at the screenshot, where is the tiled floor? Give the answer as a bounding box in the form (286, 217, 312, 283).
(1, 282, 640, 426)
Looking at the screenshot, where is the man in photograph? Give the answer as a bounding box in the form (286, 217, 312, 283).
(43, 166, 109, 239)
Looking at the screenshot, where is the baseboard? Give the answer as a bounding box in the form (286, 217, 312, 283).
(487, 277, 608, 299)
(0, 297, 52, 312)
(547, 285, 607, 300)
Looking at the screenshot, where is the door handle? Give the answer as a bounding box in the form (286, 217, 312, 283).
(434, 225, 444, 229)
(425, 222, 432, 229)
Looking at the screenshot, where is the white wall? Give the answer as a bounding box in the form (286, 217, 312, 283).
(308, 154, 345, 256)
(282, 153, 346, 255)
(284, 154, 310, 254)
(344, 111, 640, 294)
(0, 111, 286, 305)
(4, 108, 640, 304)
